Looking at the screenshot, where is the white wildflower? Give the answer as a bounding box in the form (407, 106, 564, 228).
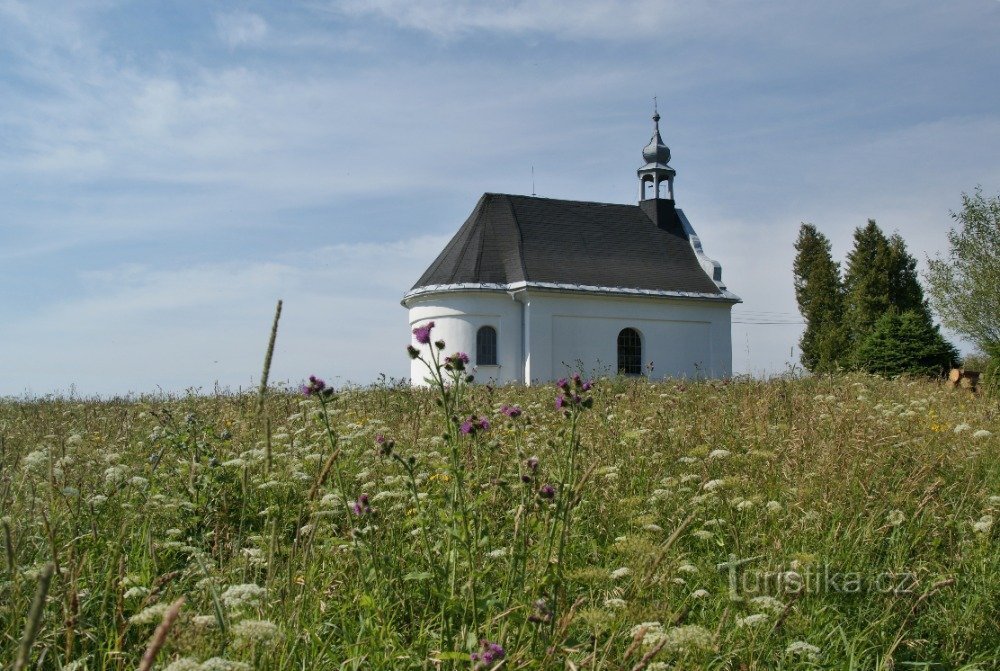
(785, 640, 821, 660)
(643, 523, 663, 533)
(707, 449, 731, 460)
(690, 588, 710, 599)
(750, 595, 784, 613)
(678, 456, 698, 464)
(22, 450, 49, 473)
(691, 530, 713, 541)
(702, 479, 725, 492)
(629, 621, 665, 647)
(989, 495, 1000, 506)
(486, 547, 508, 559)
(610, 567, 632, 580)
(736, 613, 769, 627)
(736, 499, 755, 511)
(231, 619, 279, 643)
(887, 510, 906, 527)
(973, 429, 992, 439)
(130, 603, 170, 625)
(199, 658, 251, 671)
(766, 500, 782, 514)
(603, 597, 627, 609)
(677, 563, 699, 574)
(61, 657, 91, 671)
(954, 423, 971, 434)
(129, 476, 149, 489)
(164, 658, 202, 671)
(104, 465, 127, 485)
(192, 615, 219, 628)
(67, 434, 83, 446)
(661, 624, 714, 653)
(220, 583, 267, 609)
(123, 586, 149, 599)
(973, 514, 994, 533)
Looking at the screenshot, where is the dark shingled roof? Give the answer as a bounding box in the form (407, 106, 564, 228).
(410, 193, 722, 296)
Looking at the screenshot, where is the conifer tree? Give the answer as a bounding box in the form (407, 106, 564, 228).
(793, 224, 848, 371)
(843, 220, 892, 342)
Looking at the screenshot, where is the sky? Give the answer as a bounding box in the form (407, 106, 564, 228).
(2, 0, 998, 397)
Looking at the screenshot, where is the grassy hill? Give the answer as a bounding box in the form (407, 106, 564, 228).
(1, 369, 997, 670)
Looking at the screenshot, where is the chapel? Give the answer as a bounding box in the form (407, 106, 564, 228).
(403, 111, 740, 384)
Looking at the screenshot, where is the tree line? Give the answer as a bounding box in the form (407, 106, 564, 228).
(792, 188, 999, 380)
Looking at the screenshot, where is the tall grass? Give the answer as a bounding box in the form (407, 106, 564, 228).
(0, 330, 998, 669)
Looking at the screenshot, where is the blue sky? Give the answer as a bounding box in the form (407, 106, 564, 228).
(2, 0, 998, 396)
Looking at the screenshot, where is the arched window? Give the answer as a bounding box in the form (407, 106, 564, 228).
(477, 326, 498, 366)
(617, 328, 642, 376)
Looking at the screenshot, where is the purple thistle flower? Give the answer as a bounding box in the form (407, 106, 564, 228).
(478, 417, 490, 431)
(351, 493, 371, 516)
(473, 640, 505, 668)
(581, 380, 593, 392)
(302, 375, 326, 396)
(556, 377, 570, 391)
(460, 420, 474, 435)
(555, 394, 566, 409)
(539, 483, 556, 499)
(501, 404, 523, 418)
(526, 456, 539, 471)
(412, 321, 435, 345)
(571, 372, 582, 385)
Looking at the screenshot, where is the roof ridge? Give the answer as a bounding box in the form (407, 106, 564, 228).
(485, 192, 636, 209)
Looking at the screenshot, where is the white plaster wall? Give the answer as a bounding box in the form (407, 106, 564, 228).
(522, 291, 732, 383)
(405, 289, 733, 386)
(406, 292, 523, 385)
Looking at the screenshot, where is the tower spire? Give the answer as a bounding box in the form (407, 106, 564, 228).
(637, 102, 675, 201)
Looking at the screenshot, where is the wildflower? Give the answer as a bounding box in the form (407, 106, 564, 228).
(691, 529, 713, 541)
(677, 563, 699, 574)
(539, 483, 556, 499)
(954, 423, 971, 434)
(887, 510, 906, 527)
(192, 614, 218, 628)
(460, 415, 490, 436)
(603, 597, 627, 609)
(702, 478, 725, 492)
(973, 429, 992, 439)
(707, 449, 731, 460)
(406, 345, 420, 359)
(766, 500, 782, 514)
(486, 547, 508, 559)
(557, 378, 570, 391)
(231, 619, 279, 643)
(471, 640, 505, 668)
(528, 598, 551, 623)
(555, 394, 567, 410)
(412, 321, 435, 345)
(500, 404, 523, 418)
(130, 602, 171, 625)
(124, 586, 150, 599)
(736, 613, 769, 627)
(989, 495, 1000, 506)
(750, 595, 784, 613)
(434, 339, 445, 350)
(301, 375, 326, 396)
(610, 567, 631, 580)
(351, 493, 371, 516)
(661, 625, 714, 653)
(220, 583, 267, 609)
(444, 352, 470, 370)
(785, 640, 821, 660)
(526, 456, 539, 471)
(973, 514, 993, 533)
(643, 523, 663, 533)
(163, 659, 202, 671)
(691, 588, 710, 599)
(199, 659, 251, 671)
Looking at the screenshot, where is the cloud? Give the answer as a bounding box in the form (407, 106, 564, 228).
(215, 11, 268, 47)
(0, 235, 449, 397)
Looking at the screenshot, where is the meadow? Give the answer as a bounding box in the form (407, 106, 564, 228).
(1, 340, 998, 669)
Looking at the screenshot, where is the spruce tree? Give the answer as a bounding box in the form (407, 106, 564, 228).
(843, 219, 892, 342)
(793, 224, 848, 371)
(852, 310, 959, 377)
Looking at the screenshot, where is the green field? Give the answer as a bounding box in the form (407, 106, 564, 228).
(1, 365, 998, 669)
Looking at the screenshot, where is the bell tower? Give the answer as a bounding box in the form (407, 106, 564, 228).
(637, 102, 675, 201)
